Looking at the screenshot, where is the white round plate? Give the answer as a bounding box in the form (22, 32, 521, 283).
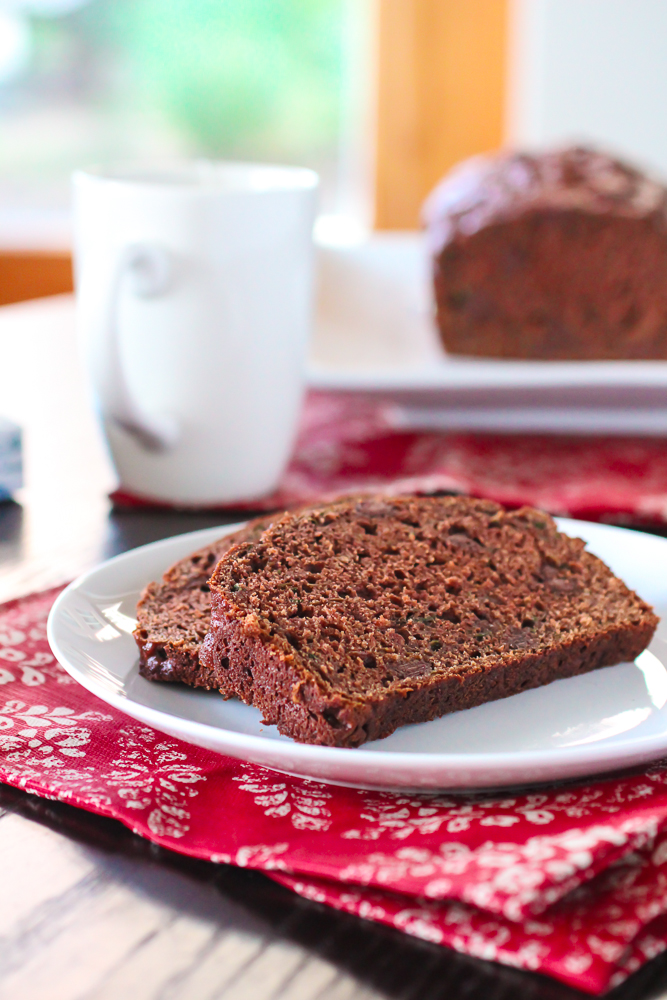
(47, 519, 667, 791)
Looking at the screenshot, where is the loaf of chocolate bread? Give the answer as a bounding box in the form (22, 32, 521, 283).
(134, 515, 276, 687)
(200, 495, 658, 747)
(424, 146, 667, 359)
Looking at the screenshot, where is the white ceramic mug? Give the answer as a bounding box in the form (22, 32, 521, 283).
(73, 161, 318, 505)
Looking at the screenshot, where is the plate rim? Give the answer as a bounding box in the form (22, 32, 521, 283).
(306, 357, 667, 394)
(46, 517, 667, 787)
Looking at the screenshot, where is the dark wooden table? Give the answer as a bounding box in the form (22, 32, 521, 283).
(1, 296, 667, 1000)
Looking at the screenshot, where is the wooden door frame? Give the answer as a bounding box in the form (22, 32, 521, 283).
(373, 0, 509, 229)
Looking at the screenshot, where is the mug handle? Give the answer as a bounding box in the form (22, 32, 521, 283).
(96, 242, 180, 452)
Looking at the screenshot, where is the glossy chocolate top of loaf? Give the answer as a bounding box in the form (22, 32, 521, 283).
(423, 146, 667, 255)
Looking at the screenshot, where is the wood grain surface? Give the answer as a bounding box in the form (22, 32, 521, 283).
(0, 251, 73, 307)
(1, 296, 667, 998)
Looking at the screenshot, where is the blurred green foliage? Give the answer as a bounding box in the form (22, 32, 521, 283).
(38, 0, 345, 162)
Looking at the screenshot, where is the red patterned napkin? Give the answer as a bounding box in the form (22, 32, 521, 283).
(111, 390, 667, 528)
(3, 586, 667, 994)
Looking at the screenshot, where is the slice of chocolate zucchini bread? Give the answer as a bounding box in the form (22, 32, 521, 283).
(199, 495, 658, 747)
(134, 514, 277, 687)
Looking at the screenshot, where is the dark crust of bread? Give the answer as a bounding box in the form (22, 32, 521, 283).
(200, 495, 659, 747)
(134, 515, 277, 687)
(423, 146, 667, 360)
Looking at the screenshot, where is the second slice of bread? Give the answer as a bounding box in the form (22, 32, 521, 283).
(134, 514, 277, 687)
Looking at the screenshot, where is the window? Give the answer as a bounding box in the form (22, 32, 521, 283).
(0, 0, 347, 216)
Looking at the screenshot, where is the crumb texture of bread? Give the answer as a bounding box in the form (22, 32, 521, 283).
(199, 495, 659, 747)
(424, 146, 667, 360)
(134, 515, 275, 687)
